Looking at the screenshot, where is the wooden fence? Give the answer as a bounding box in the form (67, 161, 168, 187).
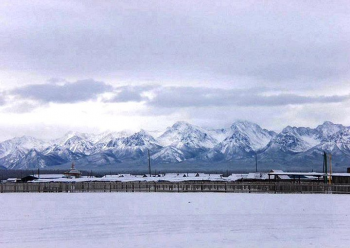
(1, 181, 350, 194)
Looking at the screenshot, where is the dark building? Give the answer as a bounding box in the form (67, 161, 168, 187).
(20, 175, 38, 182)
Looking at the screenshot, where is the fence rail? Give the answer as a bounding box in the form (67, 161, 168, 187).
(1, 181, 350, 194)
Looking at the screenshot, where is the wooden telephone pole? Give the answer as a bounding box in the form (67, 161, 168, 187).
(323, 151, 328, 184)
(148, 149, 151, 177)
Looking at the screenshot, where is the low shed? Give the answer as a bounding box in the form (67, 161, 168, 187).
(21, 175, 38, 182)
(331, 174, 350, 184)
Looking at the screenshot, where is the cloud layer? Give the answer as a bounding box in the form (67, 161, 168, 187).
(5, 81, 350, 109)
(147, 87, 350, 108)
(0, 93, 6, 106)
(0, 1, 349, 88)
(12, 79, 112, 103)
(101, 85, 350, 108)
(0, 1, 349, 140)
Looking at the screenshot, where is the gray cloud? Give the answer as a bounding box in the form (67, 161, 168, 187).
(241, 94, 350, 107)
(1, 1, 350, 140)
(0, 93, 6, 106)
(46, 78, 68, 84)
(107, 85, 156, 103)
(147, 87, 350, 108)
(7, 81, 350, 109)
(2, 101, 40, 113)
(12, 79, 113, 103)
(0, 1, 349, 87)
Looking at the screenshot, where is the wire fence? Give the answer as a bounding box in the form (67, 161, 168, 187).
(1, 181, 350, 194)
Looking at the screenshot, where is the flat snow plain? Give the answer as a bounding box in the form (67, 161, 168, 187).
(1, 193, 350, 248)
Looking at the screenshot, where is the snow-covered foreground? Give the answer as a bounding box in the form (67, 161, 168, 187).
(1, 193, 350, 248)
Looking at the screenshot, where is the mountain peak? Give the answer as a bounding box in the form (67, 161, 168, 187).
(17, 135, 37, 141)
(159, 121, 216, 149)
(172, 121, 193, 129)
(322, 121, 335, 126)
(230, 120, 264, 132)
(225, 120, 275, 151)
(122, 130, 158, 147)
(316, 121, 344, 139)
(232, 120, 256, 126)
(316, 121, 343, 130)
(134, 129, 150, 136)
(282, 126, 295, 133)
(8, 135, 41, 144)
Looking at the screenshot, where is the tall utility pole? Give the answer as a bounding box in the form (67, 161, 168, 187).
(255, 153, 258, 173)
(323, 151, 328, 184)
(329, 154, 332, 184)
(148, 149, 151, 177)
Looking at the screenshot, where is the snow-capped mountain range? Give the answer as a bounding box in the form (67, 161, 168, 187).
(1, 120, 350, 170)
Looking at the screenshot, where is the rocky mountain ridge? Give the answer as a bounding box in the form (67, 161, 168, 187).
(1, 121, 350, 170)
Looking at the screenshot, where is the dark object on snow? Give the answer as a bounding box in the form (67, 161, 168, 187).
(20, 175, 38, 182)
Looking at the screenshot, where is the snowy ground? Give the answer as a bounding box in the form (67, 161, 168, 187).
(1, 193, 350, 248)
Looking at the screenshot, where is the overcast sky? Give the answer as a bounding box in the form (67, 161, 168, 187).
(0, 0, 349, 141)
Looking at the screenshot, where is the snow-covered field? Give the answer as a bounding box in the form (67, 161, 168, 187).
(1, 193, 350, 248)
